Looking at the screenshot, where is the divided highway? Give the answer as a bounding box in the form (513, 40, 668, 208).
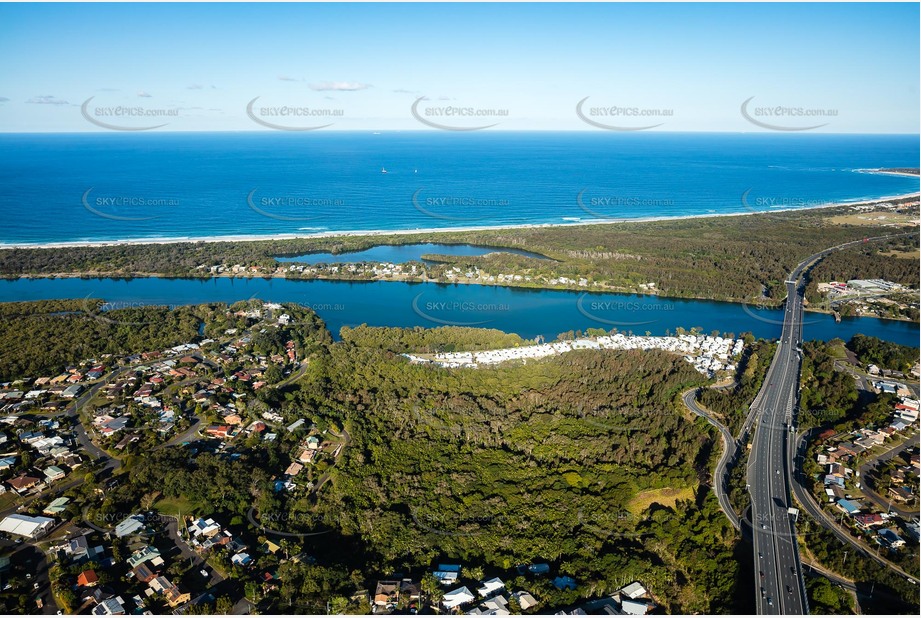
(745, 232, 918, 615)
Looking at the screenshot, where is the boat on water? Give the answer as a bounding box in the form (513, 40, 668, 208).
(381, 167, 388, 174)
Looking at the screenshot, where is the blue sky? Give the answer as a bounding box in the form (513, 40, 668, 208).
(0, 2, 918, 132)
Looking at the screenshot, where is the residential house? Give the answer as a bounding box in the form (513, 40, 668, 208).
(204, 425, 231, 439)
(835, 499, 862, 516)
(477, 578, 505, 598)
(888, 486, 914, 504)
(620, 582, 647, 600)
(434, 564, 462, 585)
(879, 528, 906, 549)
(443, 587, 475, 610)
(77, 570, 100, 587)
(622, 599, 653, 615)
(0, 514, 55, 538)
(7, 474, 40, 493)
(114, 515, 145, 538)
(132, 563, 157, 583)
(127, 545, 163, 569)
(43, 497, 70, 516)
(91, 596, 126, 616)
(373, 581, 400, 608)
(44, 465, 66, 483)
(511, 592, 538, 611)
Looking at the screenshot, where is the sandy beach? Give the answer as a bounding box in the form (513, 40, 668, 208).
(1, 191, 917, 251)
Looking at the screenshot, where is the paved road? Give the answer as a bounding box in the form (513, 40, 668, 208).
(682, 388, 740, 530)
(745, 233, 917, 614)
(748, 232, 919, 614)
(748, 274, 809, 615)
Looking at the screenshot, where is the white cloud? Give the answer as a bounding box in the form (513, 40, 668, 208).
(309, 81, 371, 92)
(137, 90, 152, 98)
(27, 95, 68, 105)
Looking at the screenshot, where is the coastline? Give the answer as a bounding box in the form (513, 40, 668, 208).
(1, 191, 918, 251)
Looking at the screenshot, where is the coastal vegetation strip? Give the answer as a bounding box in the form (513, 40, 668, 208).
(1, 199, 918, 311)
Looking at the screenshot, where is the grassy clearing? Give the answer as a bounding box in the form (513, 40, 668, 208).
(627, 485, 697, 516)
(825, 212, 918, 227)
(152, 495, 199, 516)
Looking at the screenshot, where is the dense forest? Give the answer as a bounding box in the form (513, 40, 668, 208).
(847, 333, 920, 373)
(798, 339, 862, 430)
(0, 300, 211, 381)
(272, 341, 743, 613)
(339, 324, 528, 353)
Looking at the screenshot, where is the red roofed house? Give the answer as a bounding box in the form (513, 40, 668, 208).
(8, 474, 41, 493)
(77, 570, 99, 587)
(205, 425, 231, 438)
(854, 513, 884, 530)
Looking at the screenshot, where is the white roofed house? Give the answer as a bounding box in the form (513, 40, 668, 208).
(114, 514, 146, 538)
(621, 599, 653, 615)
(620, 581, 647, 599)
(443, 586, 475, 611)
(0, 514, 55, 538)
(477, 577, 505, 598)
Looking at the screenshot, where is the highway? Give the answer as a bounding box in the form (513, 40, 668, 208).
(745, 232, 918, 615)
(748, 274, 809, 615)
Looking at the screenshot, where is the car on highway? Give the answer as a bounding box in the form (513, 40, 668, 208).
(767, 597, 773, 606)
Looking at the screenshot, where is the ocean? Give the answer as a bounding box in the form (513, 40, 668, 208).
(0, 132, 918, 245)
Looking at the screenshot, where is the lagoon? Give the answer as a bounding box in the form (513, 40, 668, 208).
(274, 243, 549, 264)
